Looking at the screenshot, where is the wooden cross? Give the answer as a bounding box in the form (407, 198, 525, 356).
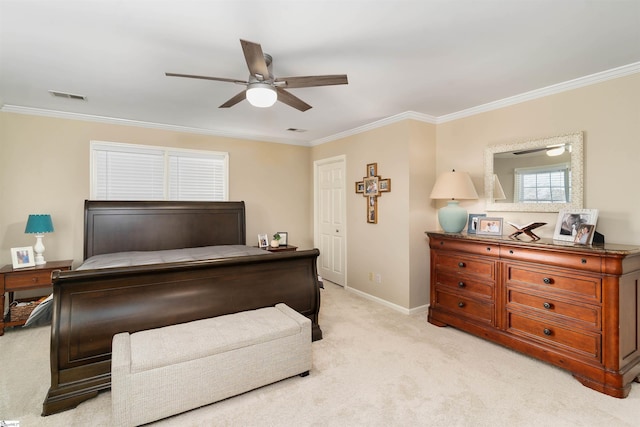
(355, 163, 391, 223)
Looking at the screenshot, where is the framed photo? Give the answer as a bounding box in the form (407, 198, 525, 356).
(467, 213, 486, 234)
(364, 176, 379, 196)
(367, 197, 377, 224)
(379, 178, 391, 192)
(277, 232, 288, 246)
(553, 209, 599, 243)
(367, 163, 377, 177)
(257, 233, 269, 248)
(355, 182, 365, 193)
(11, 246, 35, 269)
(574, 223, 595, 245)
(476, 217, 503, 236)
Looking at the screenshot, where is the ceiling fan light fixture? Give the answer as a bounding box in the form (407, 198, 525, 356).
(246, 83, 277, 108)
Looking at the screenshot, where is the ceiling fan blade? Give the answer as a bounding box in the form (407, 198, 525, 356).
(276, 87, 312, 112)
(219, 90, 247, 108)
(166, 72, 247, 85)
(240, 39, 270, 80)
(274, 74, 348, 88)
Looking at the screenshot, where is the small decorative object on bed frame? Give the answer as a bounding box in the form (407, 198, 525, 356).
(277, 232, 288, 246)
(258, 233, 269, 248)
(553, 208, 599, 244)
(467, 213, 486, 234)
(476, 217, 503, 236)
(10, 246, 35, 269)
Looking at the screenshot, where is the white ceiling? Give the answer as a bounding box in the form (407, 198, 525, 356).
(1, 0, 639, 145)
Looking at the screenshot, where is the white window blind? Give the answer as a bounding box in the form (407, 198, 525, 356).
(91, 141, 228, 201)
(514, 163, 570, 203)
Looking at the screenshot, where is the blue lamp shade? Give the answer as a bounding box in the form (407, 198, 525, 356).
(25, 214, 54, 234)
(430, 170, 478, 233)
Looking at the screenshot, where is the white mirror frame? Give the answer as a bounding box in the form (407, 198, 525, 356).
(484, 132, 583, 212)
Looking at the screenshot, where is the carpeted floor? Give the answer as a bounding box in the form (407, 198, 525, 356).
(1, 281, 639, 426)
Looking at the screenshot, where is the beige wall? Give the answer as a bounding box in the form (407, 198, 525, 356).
(311, 120, 436, 310)
(1, 72, 637, 312)
(436, 73, 640, 245)
(0, 113, 313, 267)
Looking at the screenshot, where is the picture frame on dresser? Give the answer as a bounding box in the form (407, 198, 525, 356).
(10, 246, 35, 268)
(476, 217, 503, 236)
(467, 213, 486, 234)
(257, 234, 269, 248)
(276, 232, 288, 246)
(553, 208, 598, 243)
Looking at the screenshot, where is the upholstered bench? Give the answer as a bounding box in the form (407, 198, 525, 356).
(111, 303, 312, 427)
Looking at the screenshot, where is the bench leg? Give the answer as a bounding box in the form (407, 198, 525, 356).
(299, 371, 310, 377)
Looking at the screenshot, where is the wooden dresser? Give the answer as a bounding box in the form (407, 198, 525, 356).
(426, 231, 640, 398)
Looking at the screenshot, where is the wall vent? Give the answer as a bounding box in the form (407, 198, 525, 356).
(49, 90, 87, 101)
(286, 128, 307, 132)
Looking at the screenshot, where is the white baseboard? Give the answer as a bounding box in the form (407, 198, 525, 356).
(345, 286, 429, 315)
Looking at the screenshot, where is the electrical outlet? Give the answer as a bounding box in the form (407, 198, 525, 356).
(368, 272, 374, 281)
(375, 273, 382, 283)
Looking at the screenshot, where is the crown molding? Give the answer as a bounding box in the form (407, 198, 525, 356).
(0, 105, 310, 147)
(309, 111, 438, 146)
(436, 61, 640, 123)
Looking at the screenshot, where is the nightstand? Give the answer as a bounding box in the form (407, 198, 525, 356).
(265, 245, 298, 252)
(1, 259, 72, 335)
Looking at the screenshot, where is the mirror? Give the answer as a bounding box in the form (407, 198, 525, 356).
(485, 132, 583, 212)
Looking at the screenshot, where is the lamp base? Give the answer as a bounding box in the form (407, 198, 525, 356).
(34, 234, 46, 265)
(438, 200, 468, 233)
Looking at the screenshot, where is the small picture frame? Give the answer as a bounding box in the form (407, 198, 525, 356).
(476, 217, 503, 236)
(553, 209, 599, 243)
(277, 232, 288, 246)
(467, 213, 486, 234)
(379, 178, 391, 192)
(257, 233, 269, 248)
(367, 163, 377, 177)
(367, 197, 377, 224)
(11, 246, 35, 269)
(574, 223, 595, 245)
(355, 182, 365, 193)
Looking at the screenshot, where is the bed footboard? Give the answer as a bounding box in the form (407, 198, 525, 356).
(42, 249, 321, 416)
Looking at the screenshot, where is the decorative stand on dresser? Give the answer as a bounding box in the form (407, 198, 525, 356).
(426, 232, 640, 398)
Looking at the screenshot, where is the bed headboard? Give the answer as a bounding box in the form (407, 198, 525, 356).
(84, 200, 246, 259)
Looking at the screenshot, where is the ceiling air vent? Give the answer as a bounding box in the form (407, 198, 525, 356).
(286, 128, 307, 133)
(49, 90, 87, 101)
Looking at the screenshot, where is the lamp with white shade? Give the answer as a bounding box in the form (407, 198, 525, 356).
(492, 173, 507, 201)
(24, 214, 54, 265)
(430, 170, 478, 233)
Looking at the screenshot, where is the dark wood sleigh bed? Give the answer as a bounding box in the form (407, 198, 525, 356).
(43, 200, 322, 416)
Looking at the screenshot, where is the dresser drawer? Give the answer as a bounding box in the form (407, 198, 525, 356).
(430, 237, 499, 258)
(507, 312, 601, 361)
(507, 289, 601, 330)
(504, 264, 601, 302)
(501, 245, 602, 273)
(4, 270, 54, 290)
(435, 254, 496, 280)
(435, 272, 493, 298)
(434, 289, 493, 324)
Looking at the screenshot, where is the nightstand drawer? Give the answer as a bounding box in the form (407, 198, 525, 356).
(434, 289, 493, 324)
(507, 312, 601, 361)
(4, 270, 54, 290)
(507, 289, 601, 329)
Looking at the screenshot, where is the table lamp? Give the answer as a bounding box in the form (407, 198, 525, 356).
(493, 174, 506, 201)
(430, 170, 478, 233)
(25, 214, 54, 265)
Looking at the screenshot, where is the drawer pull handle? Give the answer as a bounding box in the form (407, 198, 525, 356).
(32, 277, 38, 283)
(543, 302, 552, 309)
(458, 262, 465, 268)
(581, 258, 587, 264)
(486, 247, 491, 251)
(458, 282, 465, 288)
(543, 277, 552, 285)
(458, 302, 465, 308)
(543, 328, 552, 336)
(509, 250, 514, 254)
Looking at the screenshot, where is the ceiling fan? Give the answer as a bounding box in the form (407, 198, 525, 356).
(166, 39, 348, 112)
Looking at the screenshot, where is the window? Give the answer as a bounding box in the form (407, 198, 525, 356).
(91, 141, 228, 201)
(514, 163, 570, 203)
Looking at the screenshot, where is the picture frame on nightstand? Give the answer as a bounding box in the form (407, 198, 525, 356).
(10, 246, 35, 269)
(276, 232, 288, 246)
